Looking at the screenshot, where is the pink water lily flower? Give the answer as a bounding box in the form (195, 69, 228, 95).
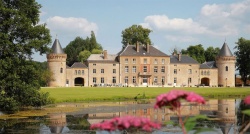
(154, 90, 206, 109)
(244, 95, 250, 105)
(90, 116, 161, 132)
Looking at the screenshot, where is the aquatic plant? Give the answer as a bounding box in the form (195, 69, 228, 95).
(90, 115, 161, 132)
(154, 90, 206, 134)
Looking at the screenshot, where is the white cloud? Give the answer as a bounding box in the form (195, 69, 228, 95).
(46, 16, 98, 37)
(144, 15, 208, 34)
(165, 35, 198, 43)
(141, 0, 250, 44)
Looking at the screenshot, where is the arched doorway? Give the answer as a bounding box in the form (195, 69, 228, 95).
(74, 77, 84, 86)
(201, 78, 209, 86)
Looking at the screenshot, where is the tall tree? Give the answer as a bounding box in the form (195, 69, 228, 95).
(78, 50, 91, 62)
(121, 25, 152, 46)
(0, 0, 52, 113)
(64, 32, 103, 66)
(183, 44, 206, 63)
(234, 37, 250, 86)
(204, 46, 220, 61)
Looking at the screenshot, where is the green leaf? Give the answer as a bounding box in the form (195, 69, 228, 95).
(242, 109, 250, 116)
(184, 115, 208, 132)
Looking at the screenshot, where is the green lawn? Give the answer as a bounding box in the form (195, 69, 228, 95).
(41, 87, 250, 103)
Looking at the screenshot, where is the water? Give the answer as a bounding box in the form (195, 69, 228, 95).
(0, 99, 248, 134)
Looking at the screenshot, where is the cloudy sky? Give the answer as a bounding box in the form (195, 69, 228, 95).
(35, 0, 250, 62)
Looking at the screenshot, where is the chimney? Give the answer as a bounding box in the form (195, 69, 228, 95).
(146, 43, 149, 53)
(103, 50, 107, 59)
(136, 42, 139, 52)
(178, 53, 181, 61)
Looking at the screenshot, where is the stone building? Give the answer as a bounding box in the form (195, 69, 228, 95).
(47, 38, 236, 87)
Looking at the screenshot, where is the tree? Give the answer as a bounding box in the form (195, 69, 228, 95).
(0, 0, 53, 113)
(121, 25, 152, 46)
(182, 44, 205, 63)
(91, 48, 102, 54)
(234, 37, 250, 86)
(204, 46, 220, 61)
(78, 50, 91, 62)
(64, 32, 103, 66)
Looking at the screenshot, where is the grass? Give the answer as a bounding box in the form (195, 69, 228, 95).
(41, 86, 250, 103)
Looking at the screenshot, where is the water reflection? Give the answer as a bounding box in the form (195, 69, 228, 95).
(0, 99, 247, 134)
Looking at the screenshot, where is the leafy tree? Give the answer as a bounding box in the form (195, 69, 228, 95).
(234, 37, 250, 86)
(0, 0, 53, 113)
(121, 25, 152, 46)
(78, 50, 91, 62)
(182, 44, 205, 63)
(64, 32, 102, 66)
(91, 48, 102, 54)
(204, 46, 220, 61)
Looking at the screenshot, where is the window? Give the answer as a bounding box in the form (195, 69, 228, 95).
(101, 69, 104, 73)
(132, 66, 136, 73)
(93, 77, 96, 83)
(125, 66, 129, 73)
(154, 66, 158, 73)
(60, 68, 63, 73)
(174, 77, 177, 83)
(113, 69, 116, 74)
(162, 115, 165, 121)
(161, 66, 165, 73)
(204, 71, 207, 75)
(78, 70, 81, 75)
(101, 77, 104, 83)
(125, 76, 128, 84)
(66, 79, 69, 84)
(144, 58, 147, 64)
(207, 71, 210, 75)
(226, 66, 228, 71)
(154, 59, 158, 64)
(162, 59, 165, 64)
(188, 69, 192, 74)
(143, 109, 147, 114)
(174, 69, 177, 74)
(133, 58, 136, 64)
(133, 76, 136, 83)
(143, 66, 147, 72)
(82, 70, 84, 75)
(75, 70, 77, 75)
(93, 63, 96, 66)
(201, 71, 203, 75)
(93, 69, 96, 73)
(226, 107, 228, 113)
(161, 76, 165, 84)
(154, 76, 158, 83)
(113, 64, 116, 66)
(112, 77, 116, 83)
(125, 58, 128, 64)
(188, 78, 192, 83)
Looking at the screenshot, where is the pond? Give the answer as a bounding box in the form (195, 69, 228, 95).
(0, 99, 248, 134)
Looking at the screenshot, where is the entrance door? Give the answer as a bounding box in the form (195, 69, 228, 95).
(142, 76, 148, 86)
(74, 77, 84, 86)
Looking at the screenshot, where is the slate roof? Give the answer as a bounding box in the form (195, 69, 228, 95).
(87, 54, 118, 63)
(51, 39, 64, 54)
(170, 55, 199, 64)
(71, 62, 87, 68)
(217, 42, 233, 57)
(118, 45, 169, 57)
(200, 61, 217, 69)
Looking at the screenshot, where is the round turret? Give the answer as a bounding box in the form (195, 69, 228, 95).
(216, 42, 236, 87)
(47, 38, 67, 87)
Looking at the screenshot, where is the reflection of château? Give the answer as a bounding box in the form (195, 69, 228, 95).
(47, 38, 235, 87)
(87, 99, 237, 133)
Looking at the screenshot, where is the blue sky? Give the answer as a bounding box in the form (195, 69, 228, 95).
(35, 0, 250, 62)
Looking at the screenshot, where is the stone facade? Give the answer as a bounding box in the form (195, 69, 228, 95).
(47, 39, 236, 87)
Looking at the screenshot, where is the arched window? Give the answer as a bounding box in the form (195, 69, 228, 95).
(225, 66, 228, 71)
(78, 70, 81, 75)
(201, 71, 203, 75)
(207, 71, 210, 75)
(60, 68, 63, 73)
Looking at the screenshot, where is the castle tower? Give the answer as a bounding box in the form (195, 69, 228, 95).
(216, 42, 236, 87)
(47, 38, 67, 87)
(217, 99, 236, 134)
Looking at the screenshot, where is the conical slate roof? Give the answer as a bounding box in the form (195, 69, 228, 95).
(217, 42, 233, 56)
(51, 39, 64, 54)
